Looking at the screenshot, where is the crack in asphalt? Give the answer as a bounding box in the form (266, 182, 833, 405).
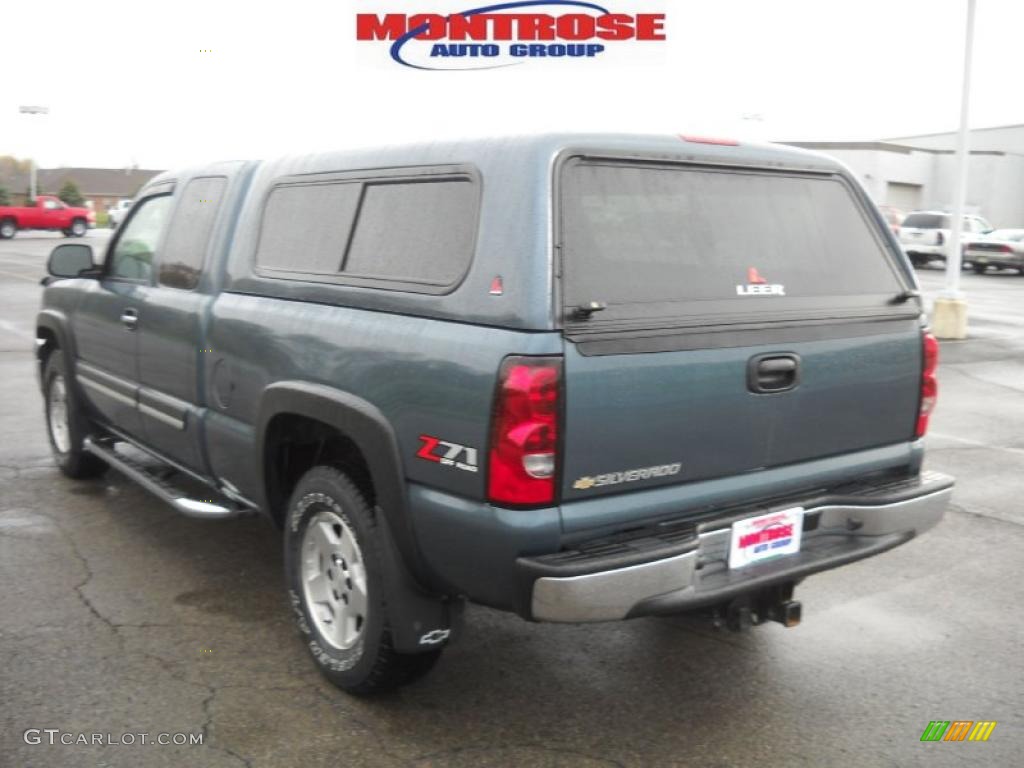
(41, 510, 121, 633)
(12, 508, 264, 768)
(946, 500, 1022, 527)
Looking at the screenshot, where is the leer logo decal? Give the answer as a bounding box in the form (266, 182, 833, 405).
(736, 266, 785, 296)
(417, 435, 479, 473)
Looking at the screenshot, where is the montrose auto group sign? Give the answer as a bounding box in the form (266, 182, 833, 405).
(355, 0, 667, 70)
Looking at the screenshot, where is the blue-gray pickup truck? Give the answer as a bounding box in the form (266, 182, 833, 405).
(36, 134, 953, 693)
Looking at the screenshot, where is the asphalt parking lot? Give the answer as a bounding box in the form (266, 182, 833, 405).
(1, 232, 1021, 767)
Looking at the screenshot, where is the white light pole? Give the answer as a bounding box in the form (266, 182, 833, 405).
(18, 105, 49, 201)
(933, 0, 976, 340)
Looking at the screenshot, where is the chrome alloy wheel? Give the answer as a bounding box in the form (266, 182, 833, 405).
(300, 507, 369, 650)
(47, 374, 71, 454)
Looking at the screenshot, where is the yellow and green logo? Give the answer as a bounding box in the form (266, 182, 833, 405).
(920, 721, 997, 742)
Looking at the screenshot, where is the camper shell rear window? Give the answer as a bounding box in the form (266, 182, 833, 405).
(559, 159, 906, 325)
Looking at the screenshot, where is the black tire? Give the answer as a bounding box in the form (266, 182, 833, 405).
(43, 353, 107, 479)
(69, 218, 87, 237)
(284, 465, 441, 694)
(973, 264, 987, 274)
(0, 218, 15, 239)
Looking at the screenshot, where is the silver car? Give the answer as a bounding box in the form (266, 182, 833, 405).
(965, 229, 1024, 274)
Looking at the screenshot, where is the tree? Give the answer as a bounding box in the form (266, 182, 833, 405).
(58, 180, 85, 207)
(0, 185, 9, 206)
(0, 156, 32, 176)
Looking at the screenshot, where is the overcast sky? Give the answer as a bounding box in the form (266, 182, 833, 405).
(2, 0, 1021, 170)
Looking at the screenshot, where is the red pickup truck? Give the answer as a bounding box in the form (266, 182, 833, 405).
(0, 195, 94, 239)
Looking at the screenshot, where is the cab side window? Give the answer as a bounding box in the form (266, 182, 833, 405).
(158, 177, 227, 290)
(108, 195, 174, 281)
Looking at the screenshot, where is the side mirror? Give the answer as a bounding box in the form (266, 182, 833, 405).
(47, 243, 98, 279)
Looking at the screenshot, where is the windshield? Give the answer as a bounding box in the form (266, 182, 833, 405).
(560, 161, 903, 321)
(902, 213, 950, 229)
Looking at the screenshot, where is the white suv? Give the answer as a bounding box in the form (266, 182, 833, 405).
(899, 211, 992, 267)
(107, 199, 133, 229)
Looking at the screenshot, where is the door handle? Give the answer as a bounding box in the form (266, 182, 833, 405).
(748, 353, 800, 393)
(120, 308, 139, 331)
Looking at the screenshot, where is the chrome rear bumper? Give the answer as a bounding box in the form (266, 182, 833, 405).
(528, 472, 953, 623)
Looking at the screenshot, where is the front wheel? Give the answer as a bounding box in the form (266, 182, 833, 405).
(0, 219, 15, 239)
(69, 218, 87, 237)
(284, 466, 441, 694)
(43, 354, 107, 479)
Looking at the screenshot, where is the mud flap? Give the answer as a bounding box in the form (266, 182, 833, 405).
(376, 508, 465, 653)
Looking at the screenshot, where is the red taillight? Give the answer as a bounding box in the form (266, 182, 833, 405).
(916, 332, 939, 437)
(487, 356, 561, 507)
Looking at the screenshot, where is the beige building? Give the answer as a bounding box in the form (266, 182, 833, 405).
(787, 124, 1024, 228)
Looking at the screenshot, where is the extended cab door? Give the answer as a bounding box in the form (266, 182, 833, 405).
(136, 176, 229, 471)
(73, 190, 175, 437)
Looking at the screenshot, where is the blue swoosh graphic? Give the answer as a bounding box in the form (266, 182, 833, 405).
(390, 0, 612, 71)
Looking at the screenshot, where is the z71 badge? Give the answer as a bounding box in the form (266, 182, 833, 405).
(417, 435, 478, 473)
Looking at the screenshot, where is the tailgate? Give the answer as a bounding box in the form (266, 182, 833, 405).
(899, 213, 950, 247)
(557, 158, 922, 503)
(561, 324, 921, 500)
(899, 227, 940, 246)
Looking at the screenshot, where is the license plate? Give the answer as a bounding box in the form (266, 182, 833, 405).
(728, 507, 805, 569)
(974, 256, 988, 263)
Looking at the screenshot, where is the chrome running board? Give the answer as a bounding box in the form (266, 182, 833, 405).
(83, 436, 246, 519)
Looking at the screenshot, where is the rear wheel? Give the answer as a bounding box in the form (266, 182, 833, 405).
(43, 354, 107, 479)
(284, 465, 441, 694)
(0, 219, 15, 239)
